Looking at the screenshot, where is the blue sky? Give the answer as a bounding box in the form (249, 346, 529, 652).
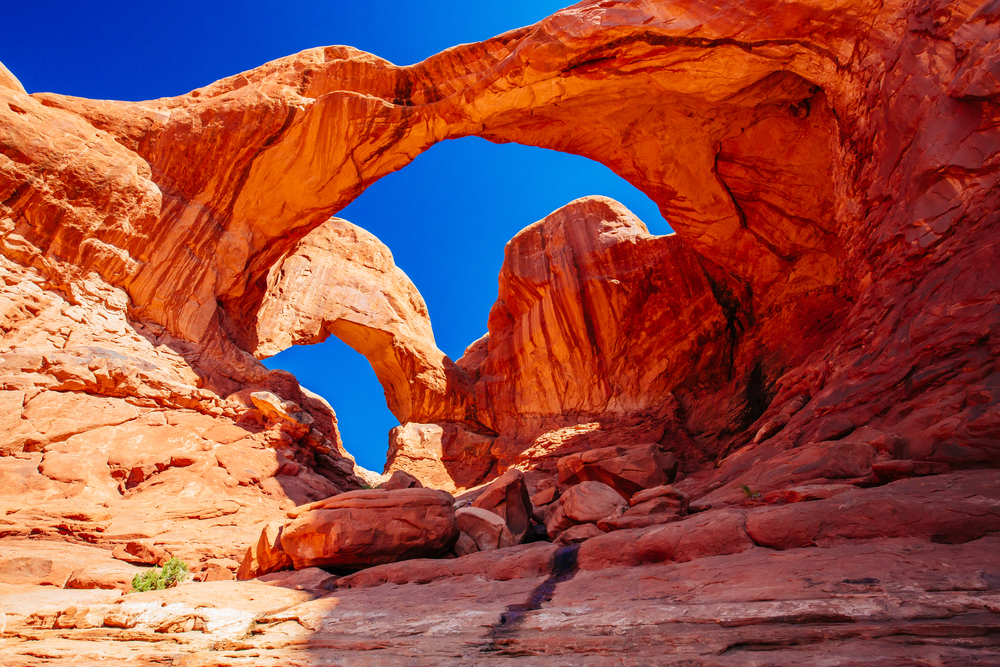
(4, 1, 670, 471)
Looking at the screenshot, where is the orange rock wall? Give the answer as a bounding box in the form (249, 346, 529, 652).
(1, 0, 998, 496)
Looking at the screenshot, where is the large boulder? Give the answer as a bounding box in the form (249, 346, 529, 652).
(599, 485, 691, 531)
(379, 469, 423, 491)
(556, 443, 678, 500)
(545, 481, 627, 538)
(456, 507, 517, 552)
(470, 468, 533, 544)
(237, 523, 294, 580)
(280, 489, 458, 569)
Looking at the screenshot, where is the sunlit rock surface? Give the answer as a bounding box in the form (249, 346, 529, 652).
(1, 0, 999, 662)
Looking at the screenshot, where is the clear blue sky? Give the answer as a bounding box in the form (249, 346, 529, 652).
(3, 1, 671, 471)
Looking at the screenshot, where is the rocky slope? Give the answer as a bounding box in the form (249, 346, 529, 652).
(1, 0, 999, 663)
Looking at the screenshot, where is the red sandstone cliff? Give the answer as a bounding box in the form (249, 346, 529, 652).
(0, 0, 998, 663)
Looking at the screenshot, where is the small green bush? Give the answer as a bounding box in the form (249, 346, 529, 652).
(130, 557, 189, 593)
(739, 484, 762, 500)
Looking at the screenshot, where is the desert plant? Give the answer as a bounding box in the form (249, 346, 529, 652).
(130, 557, 189, 593)
(739, 484, 762, 500)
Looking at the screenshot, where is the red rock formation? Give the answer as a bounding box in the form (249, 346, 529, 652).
(280, 488, 458, 569)
(469, 469, 533, 544)
(255, 218, 473, 424)
(0, 0, 999, 662)
(384, 421, 495, 491)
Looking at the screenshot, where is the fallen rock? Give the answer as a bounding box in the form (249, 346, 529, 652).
(531, 486, 558, 507)
(198, 559, 239, 582)
(630, 485, 691, 510)
(112, 541, 171, 566)
(598, 488, 690, 531)
(456, 506, 516, 552)
(470, 468, 533, 543)
(281, 488, 458, 569)
(379, 469, 423, 491)
(453, 531, 479, 557)
(557, 443, 678, 499)
(237, 523, 294, 579)
(546, 481, 628, 538)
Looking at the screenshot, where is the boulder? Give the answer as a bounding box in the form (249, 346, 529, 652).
(470, 468, 533, 544)
(629, 485, 690, 510)
(557, 443, 678, 500)
(546, 481, 628, 538)
(456, 506, 517, 552)
(453, 531, 480, 557)
(531, 487, 558, 507)
(198, 559, 238, 582)
(379, 469, 423, 491)
(112, 541, 171, 566)
(597, 487, 692, 531)
(280, 489, 458, 569)
(237, 523, 294, 580)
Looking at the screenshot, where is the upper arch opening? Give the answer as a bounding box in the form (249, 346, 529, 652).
(262, 138, 670, 470)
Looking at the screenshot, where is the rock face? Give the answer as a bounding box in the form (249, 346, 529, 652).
(1, 0, 999, 663)
(556, 442, 678, 499)
(384, 421, 495, 492)
(255, 219, 473, 425)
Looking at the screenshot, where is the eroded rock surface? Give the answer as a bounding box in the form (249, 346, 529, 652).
(280, 488, 458, 569)
(1, 0, 999, 663)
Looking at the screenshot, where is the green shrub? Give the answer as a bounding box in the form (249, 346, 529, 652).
(130, 557, 189, 593)
(739, 484, 762, 500)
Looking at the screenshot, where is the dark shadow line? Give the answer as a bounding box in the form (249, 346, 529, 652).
(479, 543, 580, 654)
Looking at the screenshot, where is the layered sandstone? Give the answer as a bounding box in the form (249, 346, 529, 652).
(0, 0, 998, 663)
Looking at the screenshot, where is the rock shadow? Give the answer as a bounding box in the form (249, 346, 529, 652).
(479, 543, 580, 655)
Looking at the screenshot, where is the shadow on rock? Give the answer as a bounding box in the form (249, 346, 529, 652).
(480, 543, 580, 654)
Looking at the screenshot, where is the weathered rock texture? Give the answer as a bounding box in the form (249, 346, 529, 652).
(280, 488, 458, 569)
(1, 0, 999, 662)
(256, 219, 473, 424)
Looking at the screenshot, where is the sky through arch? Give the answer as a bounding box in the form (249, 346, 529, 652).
(2, 0, 673, 471)
(264, 137, 671, 471)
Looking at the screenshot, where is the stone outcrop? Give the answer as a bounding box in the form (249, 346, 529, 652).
(1, 0, 999, 663)
(255, 219, 473, 425)
(556, 442, 678, 499)
(384, 421, 495, 492)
